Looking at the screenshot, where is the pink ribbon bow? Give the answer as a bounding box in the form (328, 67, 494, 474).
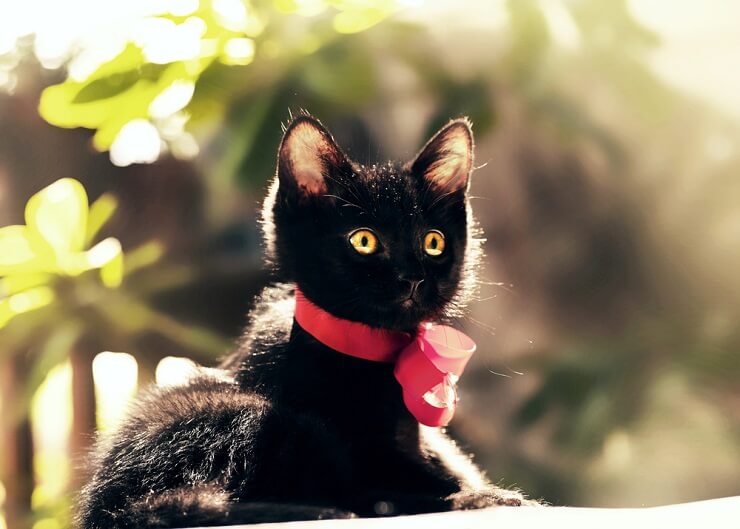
(294, 289, 476, 427)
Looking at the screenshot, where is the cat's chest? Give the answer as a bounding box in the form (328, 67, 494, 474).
(296, 409, 448, 492)
(275, 337, 409, 422)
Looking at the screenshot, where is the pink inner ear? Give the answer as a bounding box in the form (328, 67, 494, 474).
(283, 122, 332, 195)
(415, 123, 473, 192)
(426, 132, 473, 191)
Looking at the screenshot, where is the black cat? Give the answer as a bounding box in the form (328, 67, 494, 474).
(76, 114, 537, 528)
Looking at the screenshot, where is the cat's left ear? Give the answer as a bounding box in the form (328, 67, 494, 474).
(407, 118, 474, 193)
(277, 115, 349, 197)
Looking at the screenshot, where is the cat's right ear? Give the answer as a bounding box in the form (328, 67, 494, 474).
(277, 115, 348, 198)
(407, 118, 474, 194)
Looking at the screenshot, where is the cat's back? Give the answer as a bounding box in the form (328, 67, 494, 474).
(83, 377, 271, 482)
(76, 375, 272, 527)
(77, 284, 346, 527)
(80, 283, 297, 503)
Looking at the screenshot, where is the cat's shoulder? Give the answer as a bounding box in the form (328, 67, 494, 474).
(221, 282, 295, 370)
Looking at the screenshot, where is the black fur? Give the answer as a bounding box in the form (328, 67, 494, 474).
(76, 114, 536, 529)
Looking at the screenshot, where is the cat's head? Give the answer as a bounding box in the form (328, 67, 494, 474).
(262, 114, 482, 332)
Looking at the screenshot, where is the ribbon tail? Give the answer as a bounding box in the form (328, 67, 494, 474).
(394, 325, 475, 427)
(403, 391, 456, 426)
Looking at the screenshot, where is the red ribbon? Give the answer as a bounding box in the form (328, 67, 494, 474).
(294, 289, 476, 427)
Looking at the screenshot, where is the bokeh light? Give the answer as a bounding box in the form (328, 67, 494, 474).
(92, 352, 138, 432)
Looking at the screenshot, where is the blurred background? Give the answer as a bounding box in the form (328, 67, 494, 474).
(1, 0, 739, 527)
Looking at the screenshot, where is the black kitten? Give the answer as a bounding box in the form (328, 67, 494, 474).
(76, 114, 537, 529)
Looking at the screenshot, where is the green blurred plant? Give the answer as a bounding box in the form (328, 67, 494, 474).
(38, 0, 403, 163)
(0, 178, 229, 398)
(0, 179, 122, 327)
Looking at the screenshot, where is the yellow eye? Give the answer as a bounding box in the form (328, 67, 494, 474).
(423, 230, 445, 256)
(349, 229, 378, 255)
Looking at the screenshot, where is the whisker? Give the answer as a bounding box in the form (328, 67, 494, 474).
(325, 174, 364, 205)
(462, 315, 497, 336)
(427, 188, 461, 210)
(467, 295, 498, 303)
(505, 366, 524, 376)
(322, 194, 365, 213)
(477, 280, 517, 295)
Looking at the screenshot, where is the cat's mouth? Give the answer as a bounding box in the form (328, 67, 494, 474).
(397, 292, 426, 316)
(397, 280, 425, 307)
(379, 294, 441, 331)
(336, 285, 446, 331)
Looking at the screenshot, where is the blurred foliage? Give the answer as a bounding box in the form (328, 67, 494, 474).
(500, 0, 740, 448)
(0, 0, 739, 526)
(0, 178, 229, 407)
(0, 178, 123, 321)
(38, 0, 402, 159)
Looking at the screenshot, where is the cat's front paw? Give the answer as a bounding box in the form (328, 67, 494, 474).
(447, 488, 538, 509)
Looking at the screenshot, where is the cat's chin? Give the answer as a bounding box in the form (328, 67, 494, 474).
(364, 302, 441, 333)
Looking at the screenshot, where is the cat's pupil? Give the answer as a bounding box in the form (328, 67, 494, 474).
(361, 236, 368, 247)
(431, 238, 437, 249)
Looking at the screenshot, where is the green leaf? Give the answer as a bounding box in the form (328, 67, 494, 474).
(39, 41, 214, 151)
(85, 237, 123, 268)
(72, 70, 141, 104)
(86, 193, 119, 245)
(91, 60, 211, 150)
(25, 178, 89, 254)
(0, 273, 53, 297)
(38, 45, 148, 130)
(333, 7, 388, 34)
(0, 226, 38, 275)
(0, 287, 56, 328)
(123, 241, 165, 275)
(100, 247, 124, 288)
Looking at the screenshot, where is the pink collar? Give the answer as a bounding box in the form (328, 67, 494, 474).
(294, 289, 412, 362)
(294, 288, 476, 427)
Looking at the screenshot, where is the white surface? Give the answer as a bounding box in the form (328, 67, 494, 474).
(194, 496, 740, 529)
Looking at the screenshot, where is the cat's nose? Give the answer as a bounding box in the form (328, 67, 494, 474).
(400, 278, 425, 300)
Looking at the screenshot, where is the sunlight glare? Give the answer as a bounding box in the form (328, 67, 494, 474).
(213, 0, 249, 32)
(6, 288, 55, 320)
(92, 351, 138, 431)
(110, 119, 162, 167)
(171, 133, 200, 159)
(85, 238, 122, 268)
(0, 482, 5, 529)
(167, 0, 200, 17)
(222, 38, 255, 65)
(539, 0, 580, 50)
(133, 16, 206, 64)
(0, 29, 18, 56)
(275, 0, 327, 17)
(68, 40, 127, 82)
(149, 81, 196, 119)
(156, 356, 199, 387)
(30, 362, 72, 511)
